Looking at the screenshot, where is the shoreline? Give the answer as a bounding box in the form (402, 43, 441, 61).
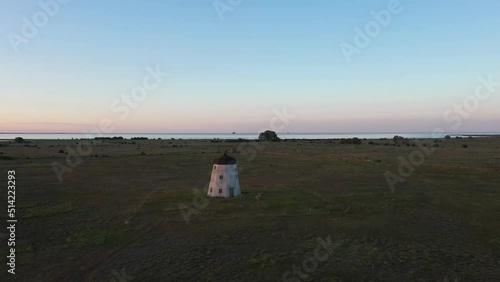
(1, 135, 499, 142)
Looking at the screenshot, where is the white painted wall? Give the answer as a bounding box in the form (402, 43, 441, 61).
(207, 163, 241, 198)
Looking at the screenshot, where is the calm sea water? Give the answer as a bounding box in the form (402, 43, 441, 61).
(0, 132, 498, 140)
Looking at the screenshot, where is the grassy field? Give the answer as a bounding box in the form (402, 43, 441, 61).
(0, 136, 499, 281)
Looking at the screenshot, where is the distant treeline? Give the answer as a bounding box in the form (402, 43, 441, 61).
(212, 138, 255, 143)
(94, 136, 150, 140)
(95, 137, 124, 140)
(339, 137, 362, 145)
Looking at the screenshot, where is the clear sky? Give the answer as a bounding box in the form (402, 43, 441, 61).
(1, 0, 499, 133)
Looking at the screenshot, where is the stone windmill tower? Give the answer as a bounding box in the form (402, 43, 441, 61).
(207, 153, 241, 198)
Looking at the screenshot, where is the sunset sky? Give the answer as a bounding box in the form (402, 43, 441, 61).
(1, 0, 499, 133)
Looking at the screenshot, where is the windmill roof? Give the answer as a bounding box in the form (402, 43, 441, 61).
(213, 153, 237, 164)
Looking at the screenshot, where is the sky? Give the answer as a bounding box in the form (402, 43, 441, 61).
(1, 0, 499, 133)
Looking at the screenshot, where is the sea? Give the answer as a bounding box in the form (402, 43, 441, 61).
(0, 132, 498, 140)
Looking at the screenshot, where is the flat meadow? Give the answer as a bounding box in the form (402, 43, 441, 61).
(0, 136, 499, 281)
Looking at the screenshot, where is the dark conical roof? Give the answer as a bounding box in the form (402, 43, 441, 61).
(213, 153, 237, 164)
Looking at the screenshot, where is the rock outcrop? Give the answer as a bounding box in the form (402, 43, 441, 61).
(258, 130, 280, 141)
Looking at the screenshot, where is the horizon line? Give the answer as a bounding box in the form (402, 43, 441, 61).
(1, 131, 500, 135)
